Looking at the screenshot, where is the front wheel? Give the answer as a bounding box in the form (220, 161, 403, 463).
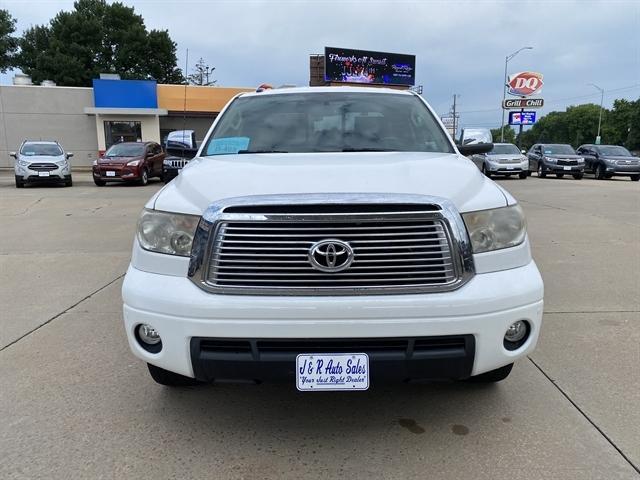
(629, 174, 639, 182)
(15, 175, 24, 188)
(139, 168, 149, 186)
(147, 364, 202, 387)
(65, 176, 73, 187)
(466, 363, 513, 383)
(537, 163, 546, 178)
(573, 173, 584, 180)
(482, 164, 491, 179)
(556, 173, 564, 179)
(519, 172, 528, 179)
(594, 164, 605, 180)
(93, 177, 106, 186)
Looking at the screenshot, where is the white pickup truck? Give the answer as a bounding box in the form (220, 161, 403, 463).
(122, 86, 543, 390)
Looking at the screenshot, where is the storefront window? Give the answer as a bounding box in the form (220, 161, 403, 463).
(104, 121, 142, 149)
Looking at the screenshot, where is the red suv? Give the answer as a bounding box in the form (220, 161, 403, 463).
(93, 142, 165, 186)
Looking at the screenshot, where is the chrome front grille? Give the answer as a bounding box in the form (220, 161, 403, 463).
(188, 194, 475, 296)
(28, 163, 58, 171)
(169, 159, 189, 168)
(207, 220, 456, 289)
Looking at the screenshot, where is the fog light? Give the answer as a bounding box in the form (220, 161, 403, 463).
(138, 324, 161, 345)
(505, 321, 527, 343)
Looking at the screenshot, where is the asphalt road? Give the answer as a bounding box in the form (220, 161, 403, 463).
(0, 171, 638, 479)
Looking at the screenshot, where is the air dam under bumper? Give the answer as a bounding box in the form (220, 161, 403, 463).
(122, 261, 544, 382)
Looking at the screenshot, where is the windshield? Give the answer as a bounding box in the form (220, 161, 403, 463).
(20, 143, 63, 156)
(544, 144, 575, 155)
(105, 143, 145, 157)
(490, 144, 520, 155)
(203, 92, 454, 155)
(598, 146, 631, 157)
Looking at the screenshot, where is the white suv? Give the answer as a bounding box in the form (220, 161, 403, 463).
(12, 140, 73, 188)
(122, 87, 544, 390)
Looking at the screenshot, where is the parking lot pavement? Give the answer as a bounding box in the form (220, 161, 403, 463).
(0, 172, 638, 479)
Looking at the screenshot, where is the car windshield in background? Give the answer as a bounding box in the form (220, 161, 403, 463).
(106, 143, 145, 157)
(598, 146, 631, 157)
(490, 144, 520, 155)
(544, 145, 575, 155)
(20, 143, 63, 156)
(202, 92, 454, 156)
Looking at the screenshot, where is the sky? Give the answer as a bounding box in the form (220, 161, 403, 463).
(1, 0, 639, 131)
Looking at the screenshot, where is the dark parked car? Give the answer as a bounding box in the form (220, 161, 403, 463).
(576, 144, 640, 181)
(162, 130, 199, 183)
(527, 144, 585, 179)
(92, 141, 165, 186)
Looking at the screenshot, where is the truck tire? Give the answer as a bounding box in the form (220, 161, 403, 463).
(147, 364, 201, 387)
(519, 172, 528, 179)
(15, 176, 24, 188)
(630, 174, 639, 182)
(466, 363, 513, 383)
(573, 173, 584, 180)
(556, 173, 564, 179)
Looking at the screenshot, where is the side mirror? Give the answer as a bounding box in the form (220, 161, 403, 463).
(66, 152, 74, 159)
(457, 143, 493, 156)
(9, 151, 16, 158)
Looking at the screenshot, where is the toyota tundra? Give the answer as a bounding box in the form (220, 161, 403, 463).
(122, 87, 544, 390)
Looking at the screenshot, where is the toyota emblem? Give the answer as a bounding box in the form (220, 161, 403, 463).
(308, 239, 354, 273)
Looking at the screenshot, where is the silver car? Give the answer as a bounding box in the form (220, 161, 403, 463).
(472, 143, 528, 179)
(11, 141, 73, 188)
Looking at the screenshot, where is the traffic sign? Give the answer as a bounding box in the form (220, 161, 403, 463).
(503, 98, 544, 109)
(509, 111, 537, 125)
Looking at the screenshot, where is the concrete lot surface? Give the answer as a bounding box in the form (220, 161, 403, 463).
(0, 172, 638, 479)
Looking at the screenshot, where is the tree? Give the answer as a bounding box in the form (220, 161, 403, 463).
(490, 126, 515, 144)
(187, 57, 216, 86)
(0, 9, 18, 72)
(15, 0, 183, 86)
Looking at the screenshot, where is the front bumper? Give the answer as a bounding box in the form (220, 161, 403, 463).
(543, 163, 584, 173)
(16, 166, 68, 182)
(487, 161, 528, 174)
(93, 166, 141, 182)
(122, 260, 544, 383)
(604, 164, 640, 176)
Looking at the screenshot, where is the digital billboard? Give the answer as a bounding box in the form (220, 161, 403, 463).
(324, 47, 415, 86)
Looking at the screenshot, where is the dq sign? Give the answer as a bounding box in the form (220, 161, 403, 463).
(507, 71, 544, 97)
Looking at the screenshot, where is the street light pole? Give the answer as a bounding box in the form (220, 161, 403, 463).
(588, 83, 604, 144)
(500, 46, 533, 142)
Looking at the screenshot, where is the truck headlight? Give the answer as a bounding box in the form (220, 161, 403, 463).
(137, 209, 200, 256)
(462, 204, 526, 253)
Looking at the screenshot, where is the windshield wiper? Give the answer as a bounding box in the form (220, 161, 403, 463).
(237, 149, 288, 154)
(341, 148, 396, 152)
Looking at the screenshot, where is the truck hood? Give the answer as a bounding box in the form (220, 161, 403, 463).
(152, 152, 511, 214)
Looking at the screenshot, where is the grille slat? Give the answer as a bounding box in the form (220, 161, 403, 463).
(204, 213, 460, 293)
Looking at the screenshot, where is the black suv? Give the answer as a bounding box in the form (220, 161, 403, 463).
(527, 144, 585, 179)
(576, 144, 640, 181)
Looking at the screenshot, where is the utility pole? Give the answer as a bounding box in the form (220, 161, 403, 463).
(588, 83, 604, 144)
(452, 94, 458, 141)
(501, 46, 533, 142)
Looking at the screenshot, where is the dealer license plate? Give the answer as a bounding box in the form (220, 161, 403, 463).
(296, 353, 369, 391)
(106, 171, 116, 177)
(38, 171, 50, 177)
(563, 166, 571, 170)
